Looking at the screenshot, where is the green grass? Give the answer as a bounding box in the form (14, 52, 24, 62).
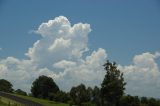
(0, 96, 24, 106)
(0, 99, 7, 106)
(0, 102, 7, 106)
(11, 94, 69, 106)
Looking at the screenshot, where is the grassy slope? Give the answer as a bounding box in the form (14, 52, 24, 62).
(0, 99, 7, 106)
(0, 102, 7, 106)
(0, 96, 24, 106)
(11, 94, 69, 106)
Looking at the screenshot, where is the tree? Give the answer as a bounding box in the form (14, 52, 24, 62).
(0, 79, 13, 93)
(148, 98, 159, 106)
(119, 95, 140, 106)
(86, 87, 93, 102)
(70, 84, 90, 106)
(15, 89, 27, 96)
(92, 86, 101, 106)
(31, 75, 59, 99)
(54, 91, 70, 103)
(141, 97, 148, 105)
(101, 60, 126, 106)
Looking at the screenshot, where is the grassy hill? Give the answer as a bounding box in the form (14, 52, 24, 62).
(11, 94, 69, 106)
(0, 96, 24, 106)
(0, 92, 69, 106)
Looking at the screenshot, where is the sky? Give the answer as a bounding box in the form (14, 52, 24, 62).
(0, 0, 160, 98)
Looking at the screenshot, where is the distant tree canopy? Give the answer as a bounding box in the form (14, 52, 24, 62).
(53, 90, 70, 103)
(101, 60, 126, 106)
(92, 86, 101, 106)
(69, 84, 102, 106)
(120, 95, 140, 106)
(70, 84, 90, 106)
(15, 89, 27, 96)
(31, 75, 59, 99)
(0, 79, 13, 93)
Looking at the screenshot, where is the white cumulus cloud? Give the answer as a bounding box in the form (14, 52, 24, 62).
(118, 52, 160, 98)
(0, 16, 106, 92)
(0, 16, 160, 98)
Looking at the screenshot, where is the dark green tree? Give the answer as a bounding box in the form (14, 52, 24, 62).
(92, 86, 101, 106)
(86, 87, 93, 102)
(31, 75, 59, 99)
(54, 90, 70, 103)
(101, 60, 126, 106)
(119, 95, 140, 106)
(141, 97, 148, 105)
(70, 84, 90, 106)
(0, 79, 13, 93)
(148, 98, 159, 106)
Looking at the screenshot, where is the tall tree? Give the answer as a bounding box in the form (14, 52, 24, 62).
(31, 75, 59, 99)
(101, 60, 126, 106)
(0, 79, 13, 93)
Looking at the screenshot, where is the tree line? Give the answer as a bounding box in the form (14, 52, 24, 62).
(0, 60, 160, 106)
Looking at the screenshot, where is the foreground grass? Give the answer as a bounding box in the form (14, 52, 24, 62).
(0, 96, 24, 106)
(0, 102, 7, 106)
(11, 94, 69, 106)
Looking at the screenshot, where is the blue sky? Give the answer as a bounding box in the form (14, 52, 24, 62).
(0, 0, 160, 64)
(0, 0, 160, 97)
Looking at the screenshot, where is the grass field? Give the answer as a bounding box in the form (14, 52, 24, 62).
(11, 94, 69, 106)
(0, 96, 24, 106)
